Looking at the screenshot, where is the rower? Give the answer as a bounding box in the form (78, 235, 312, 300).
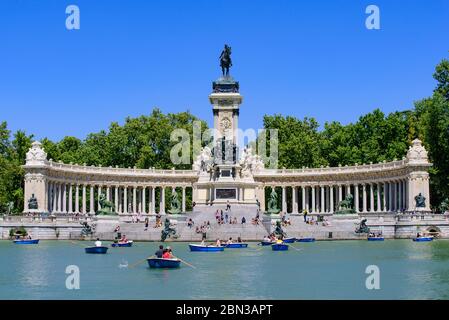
(120, 234, 128, 243)
(237, 236, 242, 243)
(227, 237, 233, 244)
(216, 239, 221, 247)
(95, 238, 102, 247)
(155, 245, 164, 258)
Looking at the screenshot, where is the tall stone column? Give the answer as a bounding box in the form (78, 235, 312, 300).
(354, 184, 359, 212)
(142, 187, 146, 214)
(82, 185, 86, 214)
(115, 186, 119, 213)
(362, 184, 367, 213)
(151, 187, 156, 214)
(160, 186, 166, 214)
(292, 186, 297, 214)
(282, 186, 287, 213)
(97, 186, 102, 211)
(75, 184, 79, 213)
(388, 181, 393, 212)
(346, 184, 351, 195)
(311, 186, 316, 213)
(320, 185, 325, 213)
(382, 182, 387, 212)
(89, 185, 95, 214)
(132, 186, 137, 213)
(182, 186, 186, 213)
(338, 185, 342, 203)
(329, 185, 334, 213)
(62, 184, 67, 213)
(53, 183, 58, 213)
(369, 183, 374, 212)
(376, 183, 380, 212)
(123, 186, 129, 214)
(301, 186, 306, 212)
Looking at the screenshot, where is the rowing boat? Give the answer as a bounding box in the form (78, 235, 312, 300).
(272, 243, 289, 251)
(111, 241, 133, 247)
(282, 237, 296, 243)
(85, 246, 108, 254)
(223, 243, 248, 248)
(368, 237, 384, 241)
(296, 238, 315, 243)
(412, 237, 433, 242)
(147, 257, 181, 268)
(189, 244, 224, 252)
(13, 239, 39, 244)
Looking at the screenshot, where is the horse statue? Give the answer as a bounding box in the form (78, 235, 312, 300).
(161, 218, 178, 242)
(167, 191, 181, 214)
(96, 194, 117, 215)
(219, 44, 232, 77)
(267, 189, 280, 214)
(355, 219, 370, 234)
(336, 194, 355, 214)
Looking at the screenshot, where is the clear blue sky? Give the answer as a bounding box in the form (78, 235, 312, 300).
(1, 0, 448, 141)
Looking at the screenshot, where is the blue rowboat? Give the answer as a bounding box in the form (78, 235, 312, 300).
(189, 244, 224, 252)
(224, 243, 248, 248)
(260, 241, 275, 246)
(147, 257, 181, 268)
(296, 238, 315, 243)
(85, 246, 108, 254)
(111, 241, 133, 247)
(13, 239, 39, 244)
(282, 237, 296, 243)
(413, 237, 433, 242)
(368, 237, 384, 241)
(272, 243, 289, 251)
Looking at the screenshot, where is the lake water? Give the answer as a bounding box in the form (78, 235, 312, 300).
(1, 240, 448, 299)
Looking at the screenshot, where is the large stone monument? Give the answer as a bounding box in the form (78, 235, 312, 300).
(23, 141, 48, 214)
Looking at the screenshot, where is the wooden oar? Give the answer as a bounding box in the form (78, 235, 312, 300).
(176, 257, 196, 269)
(285, 243, 302, 252)
(129, 256, 151, 268)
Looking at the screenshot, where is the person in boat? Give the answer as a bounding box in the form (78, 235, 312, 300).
(162, 247, 173, 259)
(215, 239, 221, 247)
(95, 238, 102, 247)
(119, 234, 128, 243)
(263, 235, 271, 242)
(237, 236, 242, 243)
(276, 238, 283, 244)
(155, 245, 164, 258)
(227, 237, 233, 244)
(200, 238, 206, 246)
(417, 232, 421, 238)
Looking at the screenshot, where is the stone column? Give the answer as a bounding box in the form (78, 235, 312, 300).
(311, 186, 316, 213)
(97, 186, 102, 211)
(282, 186, 287, 213)
(362, 184, 367, 212)
(388, 181, 393, 212)
(151, 187, 156, 214)
(75, 184, 79, 213)
(320, 185, 325, 213)
(142, 187, 146, 214)
(182, 186, 186, 213)
(52, 183, 58, 213)
(124, 186, 128, 213)
(301, 186, 306, 212)
(82, 185, 86, 214)
(68, 184, 73, 213)
(346, 184, 351, 195)
(90, 185, 95, 214)
(292, 186, 297, 214)
(160, 186, 166, 214)
(114, 186, 119, 213)
(354, 184, 359, 212)
(132, 186, 136, 213)
(338, 185, 342, 203)
(62, 184, 67, 213)
(376, 183, 381, 212)
(370, 183, 374, 212)
(382, 182, 387, 212)
(329, 185, 334, 213)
